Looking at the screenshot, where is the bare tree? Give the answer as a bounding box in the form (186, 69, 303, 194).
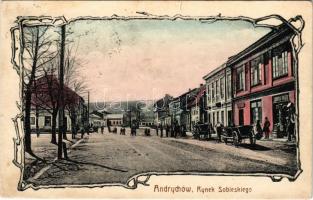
(63, 41, 88, 139)
(22, 25, 57, 154)
(31, 64, 60, 144)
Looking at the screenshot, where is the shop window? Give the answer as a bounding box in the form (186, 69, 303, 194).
(221, 111, 224, 125)
(250, 100, 262, 124)
(250, 56, 263, 86)
(44, 116, 52, 127)
(30, 117, 35, 125)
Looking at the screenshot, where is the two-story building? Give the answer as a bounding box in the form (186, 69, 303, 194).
(168, 97, 181, 126)
(188, 84, 206, 129)
(203, 63, 233, 127)
(228, 23, 296, 137)
(153, 94, 173, 126)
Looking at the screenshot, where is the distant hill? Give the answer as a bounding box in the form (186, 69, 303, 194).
(89, 100, 155, 120)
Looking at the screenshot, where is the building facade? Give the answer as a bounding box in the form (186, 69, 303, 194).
(30, 75, 87, 133)
(188, 85, 206, 130)
(203, 63, 233, 127)
(154, 94, 173, 126)
(105, 114, 124, 126)
(228, 23, 296, 137)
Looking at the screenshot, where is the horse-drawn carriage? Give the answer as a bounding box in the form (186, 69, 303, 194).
(221, 125, 256, 146)
(192, 123, 211, 140)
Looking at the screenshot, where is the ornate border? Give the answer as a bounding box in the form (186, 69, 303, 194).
(11, 13, 304, 191)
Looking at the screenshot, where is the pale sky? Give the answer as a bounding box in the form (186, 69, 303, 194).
(67, 19, 271, 102)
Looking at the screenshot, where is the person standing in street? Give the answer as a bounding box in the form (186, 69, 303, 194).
(107, 120, 111, 133)
(287, 103, 295, 142)
(215, 121, 223, 142)
(160, 123, 163, 138)
(156, 124, 159, 136)
(174, 121, 179, 138)
(101, 125, 104, 134)
(254, 120, 263, 140)
(263, 117, 271, 139)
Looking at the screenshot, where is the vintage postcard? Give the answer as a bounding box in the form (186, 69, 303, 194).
(0, 1, 312, 199)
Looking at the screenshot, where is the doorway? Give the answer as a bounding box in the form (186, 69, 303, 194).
(239, 109, 244, 126)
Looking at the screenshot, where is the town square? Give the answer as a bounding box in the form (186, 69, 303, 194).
(9, 15, 301, 188)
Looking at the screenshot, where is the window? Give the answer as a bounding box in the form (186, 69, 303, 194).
(216, 80, 219, 101)
(216, 111, 219, 123)
(272, 45, 289, 79)
(207, 84, 211, 103)
(236, 66, 245, 91)
(44, 116, 51, 127)
(250, 100, 262, 124)
(226, 74, 232, 99)
(221, 111, 224, 124)
(211, 82, 215, 102)
(273, 94, 289, 104)
(30, 117, 35, 125)
(250, 56, 262, 86)
(213, 112, 215, 125)
(220, 77, 225, 99)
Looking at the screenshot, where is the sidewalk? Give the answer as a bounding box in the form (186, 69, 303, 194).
(24, 133, 84, 181)
(164, 134, 296, 167)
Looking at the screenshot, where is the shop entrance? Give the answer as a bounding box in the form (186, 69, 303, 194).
(272, 93, 289, 138)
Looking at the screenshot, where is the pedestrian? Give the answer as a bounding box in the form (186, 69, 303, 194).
(156, 124, 159, 136)
(107, 120, 111, 133)
(287, 103, 295, 141)
(81, 126, 85, 139)
(215, 121, 223, 142)
(131, 121, 137, 136)
(165, 124, 169, 137)
(174, 121, 179, 138)
(263, 117, 271, 139)
(207, 122, 212, 139)
(181, 125, 186, 137)
(160, 124, 163, 138)
(254, 120, 263, 140)
(101, 125, 104, 134)
(86, 124, 90, 135)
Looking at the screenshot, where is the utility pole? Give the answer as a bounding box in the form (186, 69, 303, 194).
(58, 24, 66, 159)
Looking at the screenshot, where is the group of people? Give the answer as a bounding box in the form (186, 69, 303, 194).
(253, 117, 271, 140)
(155, 121, 186, 138)
(254, 103, 296, 141)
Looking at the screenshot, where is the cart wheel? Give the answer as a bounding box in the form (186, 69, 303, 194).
(232, 131, 239, 147)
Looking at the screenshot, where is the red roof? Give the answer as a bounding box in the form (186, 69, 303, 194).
(31, 75, 82, 110)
